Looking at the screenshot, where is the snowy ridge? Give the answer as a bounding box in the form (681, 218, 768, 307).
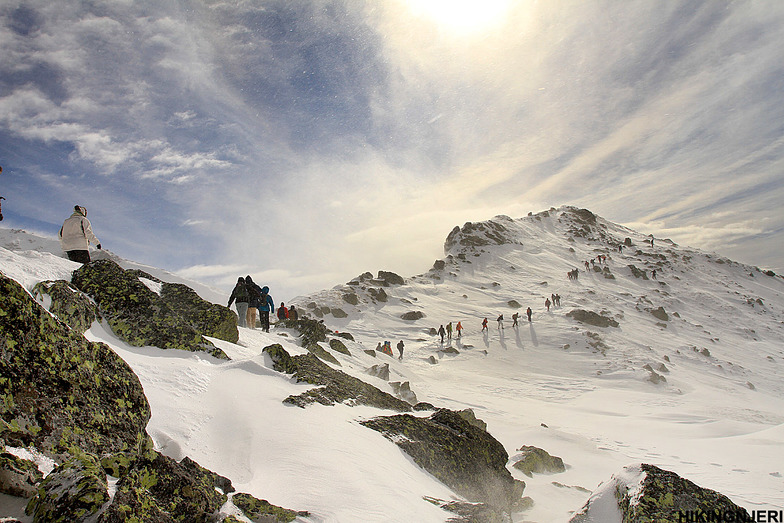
(2, 206, 784, 522)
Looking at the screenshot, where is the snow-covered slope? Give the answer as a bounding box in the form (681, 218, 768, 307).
(2, 206, 783, 522)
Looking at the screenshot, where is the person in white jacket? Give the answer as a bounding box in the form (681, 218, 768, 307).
(59, 205, 101, 263)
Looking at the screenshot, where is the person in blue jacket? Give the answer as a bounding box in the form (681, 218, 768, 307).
(258, 285, 275, 332)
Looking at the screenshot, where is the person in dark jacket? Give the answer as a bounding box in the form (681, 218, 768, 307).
(277, 302, 289, 322)
(258, 285, 275, 332)
(227, 277, 249, 327)
(438, 325, 446, 343)
(289, 305, 299, 321)
(526, 307, 533, 322)
(397, 340, 405, 360)
(244, 275, 262, 329)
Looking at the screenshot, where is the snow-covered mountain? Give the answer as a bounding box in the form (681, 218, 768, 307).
(1, 206, 783, 522)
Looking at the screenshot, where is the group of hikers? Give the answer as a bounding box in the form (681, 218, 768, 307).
(436, 321, 465, 343)
(376, 340, 405, 360)
(227, 276, 283, 331)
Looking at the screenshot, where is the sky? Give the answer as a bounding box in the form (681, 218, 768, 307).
(1, 0, 784, 300)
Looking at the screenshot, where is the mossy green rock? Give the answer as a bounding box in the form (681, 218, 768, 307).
(32, 280, 100, 334)
(0, 451, 43, 498)
(620, 464, 750, 522)
(26, 453, 109, 523)
(232, 492, 304, 522)
(160, 283, 238, 343)
(361, 409, 525, 516)
(328, 338, 351, 355)
(99, 454, 230, 523)
(263, 344, 411, 411)
(70, 260, 228, 359)
(0, 273, 151, 460)
(512, 446, 565, 477)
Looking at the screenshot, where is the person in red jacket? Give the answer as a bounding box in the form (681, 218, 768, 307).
(277, 302, 289, 321)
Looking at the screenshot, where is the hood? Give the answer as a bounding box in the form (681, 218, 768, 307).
(262, 286, 269, 293)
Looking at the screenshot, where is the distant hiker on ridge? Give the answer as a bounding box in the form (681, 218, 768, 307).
(289, 304, 299, 320)
(497, 314, 504, 329)
(227, 277, 249, 327)
(482, 318, 488, 332)
(438, 325, 446, 344)
(397, 340, 405, 360)
(512, 312, 519, 327)
(456, 321, 463, 338)
(545, 298, 551, 312)
(526, 307, 533, 322)
(277, 302, 289, 322)
(259, 286, 275, 332)
(59, 205, 101, 264)
(446, 322, 453, 340)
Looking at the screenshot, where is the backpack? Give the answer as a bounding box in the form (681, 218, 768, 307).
(259, 290, 268, 309)
(248, 284, 261, 306)
(235, 281, 250, 302)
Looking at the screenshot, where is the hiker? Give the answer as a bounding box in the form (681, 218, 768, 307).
(227, 277, 249, 327)
(446, 322, 453, 340)
(526, 307, 533, 322)
(551, 294, 556, 307)
(289, 305, 299, 320)
(59, 205, 101, 264)
(456, 321, 463, 338)
(0, 195, 4, 221)
(383, 341, 393, 356)
(512, 312, 519, 327)
(545, 298, 551, 312)
(259, 286, 275, 332)
(618, 244, 623, 253)
(497, 314, 504, 329)
(651, 269, 657, 280)
(244, 275, 262, 329)
(277, 302, 289, 321)
(584, 261, 590, 270)
(438, 325, 446, 343)
(397, 340, 405, 360)
(555, 294, 561, 307)
(482, 318, 488, 331)
(376, 342, 383, 353)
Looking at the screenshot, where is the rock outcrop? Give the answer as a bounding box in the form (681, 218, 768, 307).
(566, 309, 619, 328)
(70, 259, 230, 359)
(361, 409, 525, 519)
(512, 446, 565, 477)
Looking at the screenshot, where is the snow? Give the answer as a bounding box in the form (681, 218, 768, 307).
(2, 208, 784, 522)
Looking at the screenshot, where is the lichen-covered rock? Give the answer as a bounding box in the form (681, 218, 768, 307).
(368, 287, 388, 302)
(512, 446, 565, 477)
(32, 280, 100, 334)
(262, 345, 411, 411)
(70, 260, 228, 359)
(26, 453, 109, 523)
(232, 492, 305, 523)
(401, 311, 425, 321)
(366, 363, 390, 381)
(361, 409, 525, 516)
(456, 409, 487, 432)
(328, 338, 351, 355)
(507, 300, 521, 309)
(628, 265, 649, 279)
(330, 308, 348, 318)
(0, 451, 43, 498)
(566, 309, 619, 328)
(0, 274, 151, 460)
(571, 464, 750, 523)
(342, 293, 359, 305)
(99, 453, 230, 523)
(160, 283, 238, 343)
(389, 381, 418, 405)
(444, 221, 521, 253)
(649, 306, 669, 321)
(305, 343, 340, 366)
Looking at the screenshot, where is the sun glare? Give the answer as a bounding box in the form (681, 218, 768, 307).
(405, 0, 514, 34)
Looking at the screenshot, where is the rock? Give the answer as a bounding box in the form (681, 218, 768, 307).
(232, 492, 306, 523)
(433, 260, 446, 271)
(424, 496, 508, 523)
(0, 274, 151, 460)
(649, 306, 669, 321)
(377, 270, 405, 286)
(624, 237, 633, 246)
(364, 350, 377, 358)
(335, 331, 355, 341)
(507, 300, 521, 309)
(330, 308, 348, 318)
(571, 463, 750, 522)
(628, 264, 649, 279)
(367, 287, 388, 302)
(389, 381, 418, 404)
(413, 402, 436, 411)
(456, 409, 487, 431)
(159, 282, 238, 343)
(366, 363, 390, 381)
(328, 338, 351, 355)
(0, 452, 43, 498)
(26, 453, 109, 523)
(427, 355, 438, 364)
(512, 446, 565, 477)
(401, 311, 425, 321)
(342, 293, 359, 305)
(262, 344, 411, 411)
(32, 280, 100, 334)
(361, 409, 524, 514)
(70, 260, 228, 359)
(566, 309, 619, 328)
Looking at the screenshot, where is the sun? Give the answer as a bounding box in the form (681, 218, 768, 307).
(404, 0, 514, 34)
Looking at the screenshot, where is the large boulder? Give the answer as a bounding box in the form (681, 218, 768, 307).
(0, 452, 43, 498)
(70, 260, 228, 359)
(377, 270, 405, 286)
(26, 453, 109, 523)
(32, 280, 100, 334)
(361, 409, 525, 517)
(160, 283, 238, 343)
(232, 492, 306, 523)
(0, 273, 151, 460)
(512, 446, 565, 477)
(570, 463, 750, 522)
(262, 344, 411, 411)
